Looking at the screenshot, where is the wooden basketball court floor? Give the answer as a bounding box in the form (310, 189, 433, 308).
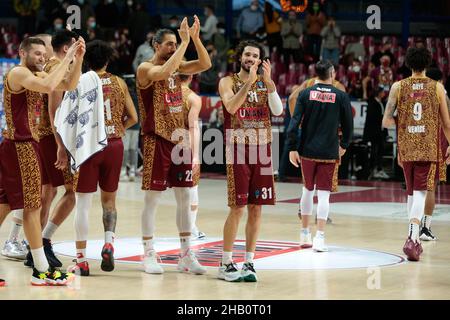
(1, 175, 450, 300)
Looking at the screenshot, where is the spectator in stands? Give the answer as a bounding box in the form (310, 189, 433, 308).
(77, 0, 95, 36)
(127, 1, 151, 47)
(305, 1, 326, 61)
(236, 0, 264, 40)
(199, 43, 222, 94)
(212, 22, 229, 62)
(167, 15, 181, 43)
(363, 55, 394, 100)
(46, 17, 64, 34)
(201, 5, 218, 42)
(14, 0, 41, 37)
(132, 31, 155, 72)
(348, 79, 364, 100)
(95, 0, 119, 29)
(320, 16, 341, 66)
(81, 16, 101, 42)
(371, 39, 395, 67)
(281, 10, 303, 68)
(363, 85, 389, 179)
(344, 36, 366, 66)
(264, 1, 282, 55)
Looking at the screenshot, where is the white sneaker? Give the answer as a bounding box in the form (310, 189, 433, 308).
(1, 239, 27, 260)
(312, 235, 328, 252)
(143, 250, 164, 274)
(373, 169, 389, 179)
(177, 250, 206, 275)
(128, 171, 136, 182)
(218, 262, 242, 282)
(119, 169, 128, 182)
(300, 231, 312, 248)
(191, 230, 206, 240)
(241, 262, 258, 282)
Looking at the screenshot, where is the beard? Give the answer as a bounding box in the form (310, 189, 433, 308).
(241, 61, 252, 73)
(25, 56, 43, 72)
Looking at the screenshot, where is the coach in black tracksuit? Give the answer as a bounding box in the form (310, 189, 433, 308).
(286, 60, 353, 252)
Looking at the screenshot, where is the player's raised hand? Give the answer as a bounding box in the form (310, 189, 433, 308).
(189, 15, 201, 40)
(247, 59, 260, 84)
(262, 59, 272, 83)
(178, 17, 190, 44)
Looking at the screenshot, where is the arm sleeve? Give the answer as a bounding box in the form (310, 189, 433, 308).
(340, 93, 354, 149)
(268, 91, 283, 116)
(287, 91, 305, 151)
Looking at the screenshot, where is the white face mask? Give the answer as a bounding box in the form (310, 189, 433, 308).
(352, 65, 361, 73)
(127, 0, 133, 6)
(251, 5, 258, 10)
(78, 0, 84, 4)
(107, 0, 113, 4)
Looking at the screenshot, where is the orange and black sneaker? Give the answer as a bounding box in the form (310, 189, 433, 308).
(100, 243, 115, 272)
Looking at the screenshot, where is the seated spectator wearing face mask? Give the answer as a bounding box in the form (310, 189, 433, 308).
(133, 31, 155, 72)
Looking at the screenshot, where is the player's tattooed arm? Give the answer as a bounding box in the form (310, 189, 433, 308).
(382, 81, 399, 129)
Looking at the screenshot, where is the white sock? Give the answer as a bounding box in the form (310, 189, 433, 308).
(76, 249, 87, 263)
(31, 247, 49, 273)
(407, 195, 413, 218)
(301, 227, 310, 235)
(410, 190, 426, 222)
(143, 239, 154, 256)
(409, 223, 420, 241)
(222, 251, 232, 264)
(8, 222, 22, 241)
(42, 221, 58, 240)
(423, 215, 432, 229)
(191, 209, 199, 234)
(180, 236, 190, 255)
(105, 231, 115, 244)
(245, 252, 255, 263)
(316, 230, 325, 238)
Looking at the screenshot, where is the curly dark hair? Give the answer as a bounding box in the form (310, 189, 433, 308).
(84, 40, 114, 71)
(233, 40, 266, 64)
(405, 47, 432, 72)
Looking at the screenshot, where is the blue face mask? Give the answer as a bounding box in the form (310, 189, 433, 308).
(89, 22, 96, 29)
(55, 24, 63, 30)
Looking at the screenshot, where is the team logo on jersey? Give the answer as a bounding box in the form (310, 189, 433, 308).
(255, 189, 260, 199)
(256, 81, 266, 91)
(309, 90, 336, 103)
(177, 172, 184, 182)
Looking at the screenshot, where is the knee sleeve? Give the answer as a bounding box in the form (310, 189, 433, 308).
(316, 190, 330, 221)
(141, 190, 162, 238)
(75, 193, 93, 241)
(174, 187, 192, 233)
(300, 187, 314, 215)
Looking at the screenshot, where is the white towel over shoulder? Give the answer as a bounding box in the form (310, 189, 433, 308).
(55, 71, 107, 172)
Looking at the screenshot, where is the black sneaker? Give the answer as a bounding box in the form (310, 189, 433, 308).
(30, 267, 73, 286)
(23, 247, 33, 268)
(419, 227, 437, 241)
(43, 238, 62, 268)
(241, 262, 258, 282)
(100, 243, 115, 272)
